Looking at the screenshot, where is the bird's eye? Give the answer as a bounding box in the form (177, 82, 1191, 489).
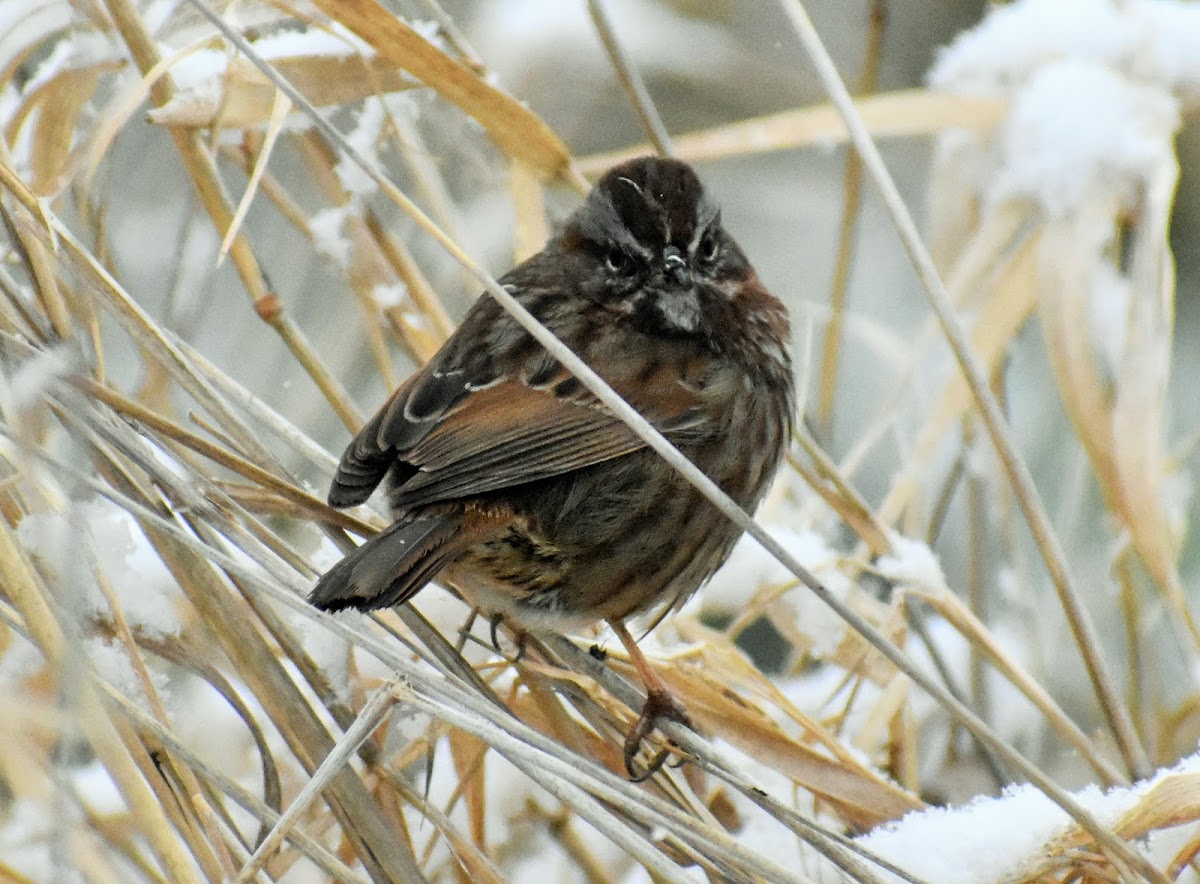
(605, 248, 634, 275)
(698, 230, 720, 266)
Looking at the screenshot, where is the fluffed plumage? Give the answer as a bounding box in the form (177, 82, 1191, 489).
(312, 158, 794, 774)
(312, 157, 793, 636)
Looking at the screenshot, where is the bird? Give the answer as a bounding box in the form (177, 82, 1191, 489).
(311, 155, 794, 776)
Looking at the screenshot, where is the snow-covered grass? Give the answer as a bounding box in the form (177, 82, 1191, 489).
(1, 0, 1199, 881)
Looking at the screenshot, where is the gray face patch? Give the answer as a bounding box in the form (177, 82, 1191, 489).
(656, 288, 701, 332)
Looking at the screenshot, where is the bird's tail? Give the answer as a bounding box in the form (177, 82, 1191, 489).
(310, 515, 466, 612)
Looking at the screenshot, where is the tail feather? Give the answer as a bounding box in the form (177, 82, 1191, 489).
(310, 516, 463, 612)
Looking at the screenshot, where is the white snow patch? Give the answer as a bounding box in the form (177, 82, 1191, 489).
(71, 762, 126, 815)
(6, 345, 73, 413)
(85, 637, 173, 711)
(0, 799, 55, 883)
(988, 59, 1178, 216)
(931, 0, 1200, 98)
(382, 92, 419, 123)
(1087, 258, 1133, 378)
(701, 527, 852, 657)
(373, 282, 407, 309)
(163, 48, 228, 107)
(931, 0, 1189, 217)
(408, 20, 449, 52)
(160, 25, 378, 133)
(17, 500, 184, 638)
(877, 534, 949, 596)
(931, 0, 1133, 94)
(21, 31, 119, 97)
(401, 311, 432, 332)
(288, 608, 352, 694)
(1138, 1, 1200, 98)
(0, 634, 45, 683)
(335, 98, 386, 196)
(859, 750, 1200, 883)
(309, 205, 354, 269)
(251, 25, 373, 60)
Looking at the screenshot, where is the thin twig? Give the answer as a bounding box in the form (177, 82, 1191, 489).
(87, 674, 371, 884)
(25, 442, 880, 883)
(235, 686, 397, 881)
(587, 0, 674, 157)
(815, 0, 887, 441)
(776, 0, 1151, 785)
(169, 7, 1161, 878)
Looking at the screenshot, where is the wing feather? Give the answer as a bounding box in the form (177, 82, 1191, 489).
(327, 306, 710, 511)
(394, 379, 644, 504)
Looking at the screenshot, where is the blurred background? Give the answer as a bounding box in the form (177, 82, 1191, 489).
(5, 0, 1200, 878)
(91, 0, 1200, 720)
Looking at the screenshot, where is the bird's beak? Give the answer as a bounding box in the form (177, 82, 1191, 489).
(663, 245, 688, 284)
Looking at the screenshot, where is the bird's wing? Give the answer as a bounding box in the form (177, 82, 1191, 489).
(329, 352, 706, 509)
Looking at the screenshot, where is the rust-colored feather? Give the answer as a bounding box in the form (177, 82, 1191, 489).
(315, 156, 793, 638)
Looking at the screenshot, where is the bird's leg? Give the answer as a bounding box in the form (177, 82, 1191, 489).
(609, 619, 693, 781)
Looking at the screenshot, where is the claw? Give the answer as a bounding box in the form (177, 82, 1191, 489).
(622, 687, 693, 780)
(626, 746, 671, 782)
(488, 616, 527, 663)
(511, 633, 527, 663)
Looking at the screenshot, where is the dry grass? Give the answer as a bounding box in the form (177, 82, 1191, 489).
(2, 1, 1199, 881)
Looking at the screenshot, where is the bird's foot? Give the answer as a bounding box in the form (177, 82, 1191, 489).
(488, 615, 527, 663)
(623, 687, 693, 782)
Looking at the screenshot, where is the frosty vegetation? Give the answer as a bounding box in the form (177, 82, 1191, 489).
(2, 0, 1199, 882)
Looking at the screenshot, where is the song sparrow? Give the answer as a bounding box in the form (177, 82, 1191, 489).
(312, 156, 794, 776)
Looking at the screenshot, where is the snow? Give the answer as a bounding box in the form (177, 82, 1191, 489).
(4, 24, 117, 170)
(1087, 259, 1134, 380)
(0, 634, 45, 683)
(859, 750, 1200, 883)
(0, 799, 55, 883)
(409, 20, 450, 53)
(165, 25, 374, 100)
(71, 761, 126, 815)
(930, 0, 1133, 94)
(308, 205, 354, 269)
(16, 500, 184, 639)
(1139, 1, 1200, 98)
(159, 24, 383, 134)
(0, 3, 73, 76)
(169, 677, 264, 784)
(989, 60, 1178, 217)
(288, 606, 352, 693)
(931, 0, 1191, 217)
(5, 345, 74, 413)
(85, 636, 173, 711)
(702, 526, 855, 658)
(335, 98, 386, 197)
(401, 310, 432, 332)
(6, 2, 1200, 880)
(877, 534, 949, 596)
(161, 49, 227, 108)
(931, 0, 1200, 98)
(20, 30, 118, 97)
(861, 781, 1081, 882)
(250, 25, 374, 60)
